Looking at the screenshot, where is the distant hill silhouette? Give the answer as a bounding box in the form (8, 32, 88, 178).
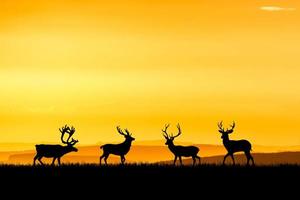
(160, 152, 300, 165)
(133, 140, 196, 146)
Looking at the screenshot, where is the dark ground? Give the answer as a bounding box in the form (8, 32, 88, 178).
(0, 164, 299, 198)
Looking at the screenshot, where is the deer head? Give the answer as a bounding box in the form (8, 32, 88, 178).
(116, 126, 135, 142)
(59, 125, 79, 152)
(162, 124, 181, 145)
(217, 121, 235, 139)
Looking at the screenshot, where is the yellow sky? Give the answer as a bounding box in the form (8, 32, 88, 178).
(0, 0, 300, 146)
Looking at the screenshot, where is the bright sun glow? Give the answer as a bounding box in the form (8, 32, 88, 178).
(0, 0, 300, 147)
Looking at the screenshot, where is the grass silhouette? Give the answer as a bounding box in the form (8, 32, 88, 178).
(0, 163, 299, 198)
(1, 163, 300, 179)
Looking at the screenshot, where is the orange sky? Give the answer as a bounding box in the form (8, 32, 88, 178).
(0, 0, 300, 146)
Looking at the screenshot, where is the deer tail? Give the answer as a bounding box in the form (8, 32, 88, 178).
(100, 145, 104, 149)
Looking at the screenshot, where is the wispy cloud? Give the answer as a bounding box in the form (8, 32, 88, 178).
(260, 6, 296, 12)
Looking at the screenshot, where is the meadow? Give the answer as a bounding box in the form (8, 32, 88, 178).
(0, 163, 298, 198)
(1, 164, 299, 184)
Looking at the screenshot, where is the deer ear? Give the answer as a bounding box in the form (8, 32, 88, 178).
(227, 130, 234, 134)
(218, 130, 224, 133)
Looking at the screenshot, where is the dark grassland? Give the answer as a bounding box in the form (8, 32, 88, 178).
(0, 164, 299, 198)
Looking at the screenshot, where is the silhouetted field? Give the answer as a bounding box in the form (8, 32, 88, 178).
(1, 163, 300, 180)
(0, 164, 298, 198)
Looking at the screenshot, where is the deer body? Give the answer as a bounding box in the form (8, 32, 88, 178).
(167, 143, 200, 165)
(163, 124, 200, 166)
(100, 140, 132, 158)
(222, 139, 252, 154)
(100, 126, 135, 165)
(33, 125, 79, 166)
(218, 121, 254, 166)
(35, 144, 77, 158)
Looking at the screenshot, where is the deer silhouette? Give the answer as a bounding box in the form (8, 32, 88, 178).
(162, 124, 200, 166)
(218, 121, 254, 166)
(33, 125, 79, 166)
(100, 126, 135, 165)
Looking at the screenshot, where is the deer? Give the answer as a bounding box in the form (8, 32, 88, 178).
(33, 125, 79, 166)
(100, 126, 135, 165)
(162, 124, 200, 166)
(218, 121, 255, 166)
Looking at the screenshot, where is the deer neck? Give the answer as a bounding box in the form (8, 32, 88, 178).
(62, 145, 73, 154)
(168, 142, 177, 153)
(122, 139, 132, 147)
(222, 135, 231, 147)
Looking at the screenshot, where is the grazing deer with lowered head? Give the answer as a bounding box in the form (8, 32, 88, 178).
(162, 124, 200, 166)
(218, 121, 254, 166)
(100, 126, 135, 165)
(33, 125, 79, 166)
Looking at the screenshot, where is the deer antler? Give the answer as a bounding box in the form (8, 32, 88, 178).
(59, 125, 78, 146)
(172, 124, 181, 138)
(69, 138, 79, 145)
(60, 125, 70, 144)
(124, 129, 131, 136)
(218, 121, 235, 134)
(66, 126, 76, 143)
(162, 124, 170, 139)
(227, 121, 235, 134)
(218, 121, 225, 133)
(117, 126, 126, 136)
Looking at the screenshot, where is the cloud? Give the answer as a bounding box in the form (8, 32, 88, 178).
(260, 6, 296, 11)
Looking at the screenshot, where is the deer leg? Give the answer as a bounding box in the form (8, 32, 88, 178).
(230, 154, 235, 165)
(120, 155, 126, 164)
(104, 155, 109, 165)
(100, 154, 105, 165)
(196, 155, 201, 165)
(57, 157, 61, 166)
(179, 157, 183, 165)
(249, 152, 255, 166)
(192, 157, 196, 166)
(51, 158, 57, 166)
(245, 153, 250, 166)
(33, 155, 39, 166)
(38, 157, 44, 165)
(245, 151, 254, 166)
(251, 155, 255, 166)
(173, 156, 177, 165)
(223, 153, 230, 165)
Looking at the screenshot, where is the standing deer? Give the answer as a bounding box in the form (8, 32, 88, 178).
(100, 126, 135, 165)
(33, 125, 79, 166)
(162, 124, 200, 166)
(218, 121, 254, 166)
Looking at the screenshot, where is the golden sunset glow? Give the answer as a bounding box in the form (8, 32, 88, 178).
(0, 0, 300, 147)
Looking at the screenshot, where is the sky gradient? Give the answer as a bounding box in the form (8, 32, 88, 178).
(0, 0, 300, 146)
